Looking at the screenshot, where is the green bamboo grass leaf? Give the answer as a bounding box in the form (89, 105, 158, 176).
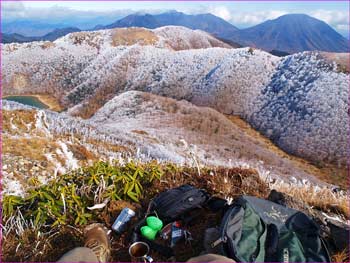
(52, 215, 66, 227)
(3, 161, 166, 229)
(127, 191, 139, 202)
(134, 182, 142, 196)
(34, 209, 43, 226)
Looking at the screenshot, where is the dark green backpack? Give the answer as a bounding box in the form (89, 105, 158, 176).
(212, 196, 330, 262)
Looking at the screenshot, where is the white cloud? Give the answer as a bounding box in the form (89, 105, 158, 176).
(336, 24, 349, 31)
(310, 10, 349, 28)
(185, 5, 348, 33)
(2, 4, 132, 28)
(1, 2, 348, 35)
(2, 1, 26, 19)
(185, 5, 289, 27)
(229, 10, 288, 26)
(1, 1, 25, 12)
(208, 6, 232, 21)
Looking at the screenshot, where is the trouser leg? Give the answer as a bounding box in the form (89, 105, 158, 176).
(187, 253, 236, 262)
(57, 247, 99, 262)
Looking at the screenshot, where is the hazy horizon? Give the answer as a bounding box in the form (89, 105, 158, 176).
(2, 1, 349, 37)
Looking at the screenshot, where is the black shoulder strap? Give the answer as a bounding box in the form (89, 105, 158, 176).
(206, 196, 228, 212)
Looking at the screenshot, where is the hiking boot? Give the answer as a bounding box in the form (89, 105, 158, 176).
(84, 223, 111, 262)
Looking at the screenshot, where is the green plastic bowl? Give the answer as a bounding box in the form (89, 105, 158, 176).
(146, 216, 163, 231)
(140, 226, 157, 240)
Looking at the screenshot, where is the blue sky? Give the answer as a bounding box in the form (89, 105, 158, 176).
(2, 1, 349, 36)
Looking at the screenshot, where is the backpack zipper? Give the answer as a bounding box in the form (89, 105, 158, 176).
(211, 206, 237, 248)
(211, 236, 227, 248)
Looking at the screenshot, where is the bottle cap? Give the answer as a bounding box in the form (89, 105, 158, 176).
(126, 208, 136, 216)
(140, 226, 157, 240)
(146, 216, 163, 231)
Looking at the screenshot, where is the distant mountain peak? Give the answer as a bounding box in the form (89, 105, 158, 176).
(164, 10, 183, 14)
(229, 13, 349, 53)
(101, 11, 239, 38)
(278, 13, 312, 19)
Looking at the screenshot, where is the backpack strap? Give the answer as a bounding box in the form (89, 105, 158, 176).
(206, 196, 228, 212)
(265, 224, 279, 261)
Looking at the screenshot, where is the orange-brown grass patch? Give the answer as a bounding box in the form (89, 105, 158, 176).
(35, 94, 63, 111)
(111, 28, 159, 47)
(131, 129, 149, 135)
(69, 31, 102, 49)
(83, 137, 133, 155)
(72, 83, 119, 119)
(2, 226, 83, 262)
(313, 164, 348, 191)
(67, 143, 97, 161)
(40, 42, 56, 49)
(332, 249, 349, 263)
(2, 109, 37, 132)
(147, 165, 270, 203)
(3, 135, 59, 162)
(226, 115, 348, 189)
(270, 180, 350, 219)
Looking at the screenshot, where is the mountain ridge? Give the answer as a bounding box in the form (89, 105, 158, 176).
(2, 27, 81, 44)
(229, 14, 349, 53)
(2, 12, 348, 53)
(102, 11, 239, 40)
(2, 27, 348, 166)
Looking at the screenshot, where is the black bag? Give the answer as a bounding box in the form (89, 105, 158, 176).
(150, 184, 209, 223)
(212, 195, 331, 262)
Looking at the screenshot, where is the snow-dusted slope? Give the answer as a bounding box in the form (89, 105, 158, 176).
(154, 26, 232, 50)
(2, 92, 334, 197)
(250, 52, 349, 164)
(2, 28, 349, 165)
(66, 46, 278, 118)
(87, 91, 340, 184)
(2, 26, 231, 98)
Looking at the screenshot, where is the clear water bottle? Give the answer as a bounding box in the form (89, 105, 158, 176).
(112, 207, 136, 234)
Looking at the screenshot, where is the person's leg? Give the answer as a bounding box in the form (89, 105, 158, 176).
(57, 247, 98, 262)
(187, 253, 236, 262)
(57, 223, 110, 263)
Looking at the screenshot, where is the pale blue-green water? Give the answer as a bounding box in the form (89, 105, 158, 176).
(4, 95, 49, 109)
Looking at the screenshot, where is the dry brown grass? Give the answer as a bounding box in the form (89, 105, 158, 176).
(73, 82, 120, 119)
(2, 110, 37, 132)
(3, 135, 59, 162)
(35, 94, 63, 111)
(320, 52, 350, 74)
(111, 28, 159, 47)
(2, 226, 83, 262)
(66, 144, 96, 161)
(131, 129, 149, 135)
(40, 42, 56, 49)
(3, 109, 132, 160)
(68, 31, 102, 49)
(332, 249, 349, 262)
(270, 180, 350, 219)
(226, 115, 348, 189)
(83, 137, 133, 155)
